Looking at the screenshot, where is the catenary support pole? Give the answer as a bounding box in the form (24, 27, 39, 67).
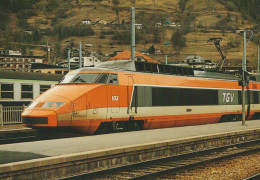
(242, 31, 247, 126)
(0, 104, 3, 126)
(79, 41, 82, 68)
(257, 44, 260, 74)
(68, 49, 71, 72)
(131, 7, 135, 61)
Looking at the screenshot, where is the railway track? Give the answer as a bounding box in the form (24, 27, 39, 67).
(62, 140, 260, 180)
(244, 173, 260, 180)
(0, 128, 37, 144)
(0, 129, 84, 144)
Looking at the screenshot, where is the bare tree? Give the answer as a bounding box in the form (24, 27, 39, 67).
(112, 0, 120, 24)
(152, 0, 156, 7)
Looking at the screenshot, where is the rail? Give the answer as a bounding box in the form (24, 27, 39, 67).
(62, 140, 260, 179)
(0, 105, 25, 126)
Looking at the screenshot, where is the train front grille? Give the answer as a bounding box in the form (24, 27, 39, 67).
(22, 117, 48, 124)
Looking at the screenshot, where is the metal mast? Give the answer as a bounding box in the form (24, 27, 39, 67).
(79, 41, 82, 68)
(131, 7, 135, 61)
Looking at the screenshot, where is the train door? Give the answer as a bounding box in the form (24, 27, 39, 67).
(127, 76, 137, 115)
(107, 74, 120, 114)
(71, 95, 89, 128)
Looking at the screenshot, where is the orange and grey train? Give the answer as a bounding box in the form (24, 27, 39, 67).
(22, 60, 260, 134)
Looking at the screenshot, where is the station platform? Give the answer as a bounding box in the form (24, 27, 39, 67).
(0, 124, 26, 130)
(0, 120, 260, 164)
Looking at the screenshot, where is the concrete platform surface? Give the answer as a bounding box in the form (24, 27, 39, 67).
(0, 120, 260, 164)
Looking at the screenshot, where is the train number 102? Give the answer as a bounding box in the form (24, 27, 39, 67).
(112, 96, 119, 101)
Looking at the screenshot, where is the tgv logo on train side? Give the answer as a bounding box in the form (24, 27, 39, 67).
(222, 92, 235, 103)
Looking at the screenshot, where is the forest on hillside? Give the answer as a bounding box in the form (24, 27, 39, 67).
(217, 0, 260, 24)
(0, 0, 259, 62)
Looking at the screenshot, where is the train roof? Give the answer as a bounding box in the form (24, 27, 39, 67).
(89, 60, 260, 82)
(0, 70, 63, 81)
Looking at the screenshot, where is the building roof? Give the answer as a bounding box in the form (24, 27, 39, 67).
(0, 70, 63, 81)
(109, 51, 160, 64)
(0, 54, 43, 58)
(31, 63, 65, 69)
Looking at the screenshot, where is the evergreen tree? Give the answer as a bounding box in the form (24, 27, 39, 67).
(171, 30, 186, 54)
(148, 45, 155, 54)
(32, 28, 41, 42)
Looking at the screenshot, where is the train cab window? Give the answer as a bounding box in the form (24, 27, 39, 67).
(108, 74, 118, 85)
(21, 84, 33, 99)
(40, 85, 51, 94)
(72, 74, 100, 83)
(59, 73, 117, 84)
(96, 73, 109, 84)
(0, 84, 14, 99)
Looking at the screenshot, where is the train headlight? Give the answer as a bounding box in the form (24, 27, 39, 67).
(42, 101, 65, 108)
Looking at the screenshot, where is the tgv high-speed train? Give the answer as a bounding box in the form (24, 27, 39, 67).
(22, 60, 260, 134)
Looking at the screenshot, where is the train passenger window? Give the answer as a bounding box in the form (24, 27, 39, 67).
(40, 85, 51, 94)
(152, 87, 218, 106)
(0, 84, 14, 99)
(21, 84, 33, 99)
(55, 71, 62, 74)
(108, 74, 118, 85)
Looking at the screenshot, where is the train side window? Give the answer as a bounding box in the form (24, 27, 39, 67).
(108, 74, 118, 85)
(40, 85, 51, 94)
(0, 84, 14, 99)
(21, 84, 33, 99)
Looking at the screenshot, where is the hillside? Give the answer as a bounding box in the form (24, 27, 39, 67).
(0, 0, 259, 67)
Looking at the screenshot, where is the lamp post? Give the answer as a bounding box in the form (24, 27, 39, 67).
(236, 30, 254, 125)
(164, 42, 170, 65)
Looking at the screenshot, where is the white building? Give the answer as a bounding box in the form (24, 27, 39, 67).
(83, 56, 101, 66)
(63, 56, 101, 67)
(82, 19, 91, 25)
(8, 50, 22, 56)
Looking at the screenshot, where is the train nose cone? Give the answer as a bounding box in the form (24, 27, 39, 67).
(22, 109, 57, 127)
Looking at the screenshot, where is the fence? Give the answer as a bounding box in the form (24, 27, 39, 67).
(0, 105, 25, 126)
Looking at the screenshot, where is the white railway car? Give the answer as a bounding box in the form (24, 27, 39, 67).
(0, 71, 63, 106)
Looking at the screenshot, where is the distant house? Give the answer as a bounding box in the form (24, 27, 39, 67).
(165, 20, 171, 25)
(155, 49, 162, 55)
(0, 49, 7, 55)
(30, 63, 69, 75)
(82, 19, 91, 25)
(155, 22, 162, 27)
(109, 51, 160, 64)
(83, 56, 101, 66)
(8, 50, 22, 56)
(170, 22, 176, 27)
(0, 54, 44, 72)
(24, 30, 33, 35)
(135, 24, 142, 29)
(57, 55, 101, 68)
(99, 20, 107, 25)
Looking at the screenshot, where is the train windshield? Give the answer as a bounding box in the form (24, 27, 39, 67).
(59, 73, 109, 84)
